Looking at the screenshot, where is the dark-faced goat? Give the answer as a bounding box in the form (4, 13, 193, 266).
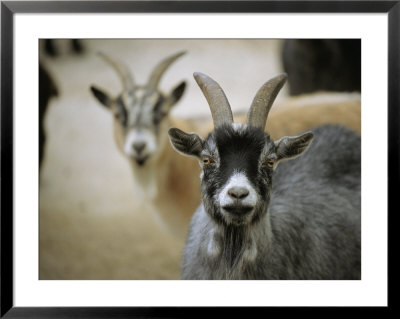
(169, 73, 361, 279)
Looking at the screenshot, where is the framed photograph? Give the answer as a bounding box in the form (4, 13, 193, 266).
(1, 1, 395, 317)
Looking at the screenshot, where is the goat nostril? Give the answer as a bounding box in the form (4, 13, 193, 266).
(228, 187, 249, 200)
(133, 142, 146, 154)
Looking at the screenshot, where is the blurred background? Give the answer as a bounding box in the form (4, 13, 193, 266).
(39, 39, 360, 279)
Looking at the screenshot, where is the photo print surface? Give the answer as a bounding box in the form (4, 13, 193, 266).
(39, 39, 361, 280)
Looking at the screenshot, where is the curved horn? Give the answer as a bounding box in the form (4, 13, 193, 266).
(247, 73, 287, 130)
(147, 51, 186, 89)
(97, 52, 134, 92)
(193, 72, 233, 128)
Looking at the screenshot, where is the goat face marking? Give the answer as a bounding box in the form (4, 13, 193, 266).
(117, 88, 166, 166)
(218, 171, 258, 223)
(204, 124, 275, 226)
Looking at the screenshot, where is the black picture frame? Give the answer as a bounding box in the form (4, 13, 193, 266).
(1, 1, 396, 317)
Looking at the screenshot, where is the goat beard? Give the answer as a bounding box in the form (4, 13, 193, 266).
(201, 197, 269, 279)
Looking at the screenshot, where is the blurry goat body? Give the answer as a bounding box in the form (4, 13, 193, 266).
(282, 39, 361, 95)
(39, 63, 58, 169)
(235, 90, 361, 139)
(43, 39, 85, 57)
(90, 52, 205, 239)
(169, 73, 361, 279)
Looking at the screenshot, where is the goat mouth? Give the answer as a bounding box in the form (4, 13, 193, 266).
(134, 155, 150, 166)
(222, 205, 254, 216)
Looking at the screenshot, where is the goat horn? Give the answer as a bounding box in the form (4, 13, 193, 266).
(247, 74, 287, 130)
(193, 72, 233, 127)
(97, 52, 135, 92)
(147, 51, 186, 89)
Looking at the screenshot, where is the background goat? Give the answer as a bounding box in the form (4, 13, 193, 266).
(169, 73, 361, 279)
(90, 51, 206, 238)
(43, 39, 85, 57)
(234, 91, 360, 138)
(39, 63, 58, 169)
(282, 39, 361, 95)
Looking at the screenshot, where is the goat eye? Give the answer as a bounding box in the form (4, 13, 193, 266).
(114, 110, 127, 125)
(115, 112, 123, 121)
(202, 157, 212, 165)
(265, 160, 275, 168)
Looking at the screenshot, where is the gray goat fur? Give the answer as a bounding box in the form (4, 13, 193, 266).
(169, 73, 361, 280)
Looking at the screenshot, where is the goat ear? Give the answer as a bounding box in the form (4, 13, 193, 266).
(168, 127, 204, 158)
(90, 85, 113, 108)
(167, 81, 186, 107)
(275, 132, 314, 162)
